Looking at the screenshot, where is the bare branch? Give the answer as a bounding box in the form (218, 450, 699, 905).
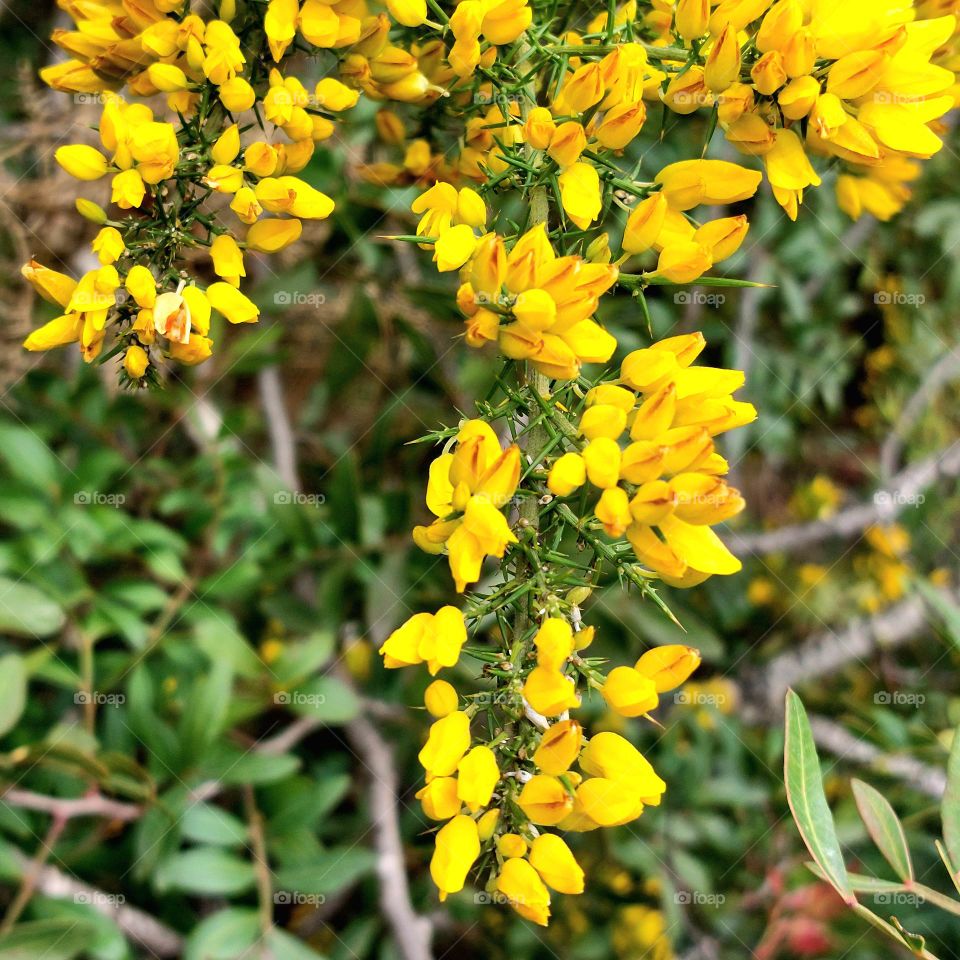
(880, 351, 960, 481)
(0, 789, 141, 822)
(729, 441, 960, 556)
(10, 852, 184, 958)
(808, 715, 946, 799)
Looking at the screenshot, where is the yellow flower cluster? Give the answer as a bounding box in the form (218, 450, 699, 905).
(379, 602, 702, 923)
(413, 420, 520, 592)
(547, 332, 754, 588)
(658, 0, 958, 221)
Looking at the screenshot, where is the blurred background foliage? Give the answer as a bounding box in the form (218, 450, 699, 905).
(2, 1, 960, 958)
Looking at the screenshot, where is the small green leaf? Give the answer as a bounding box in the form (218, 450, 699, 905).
(784, 690, 853, 901)
(184, 908, 260, 960)
(284, 676, 360, 725)
(0, 919, 100, 960)
(155, 847, 256, 896)
(943, 726, 960, 874)
(852, 779, 913, 883)
(0, 654, 27, 738)
(0, 424, 60, 495)
(0, 578, 65, 638)
(181, 803, 248, 847)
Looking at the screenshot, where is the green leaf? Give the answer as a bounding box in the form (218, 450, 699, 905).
(274, 847, 375, 897)
(0, 919, 100, 960)
(916, 579, 960, 652)
(154, 847, 256, 896)
(184, 908, 260, 960)
(181, 803, 248, 847)
(265, 929, 328, 960)
(0, 654, 27, 738)
(942, 726, 960, 874)
(784, 690, 853, 902)
(0, 578, 65, 638)
(852, 779, 913, 883)
(284, 676, 360, 725)
(0, 424, 60, 495)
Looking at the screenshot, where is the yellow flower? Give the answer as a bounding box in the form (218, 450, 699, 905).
(580, 732, 666, 804)
(206, 281, 260, 323)
(123, 344, 149, 379)
(496, 857, 551, 926)
(496, 833, 527, 858)
(424, 679, 459, 718)
(532, 719, 582, 775)
(430, 814, 480, 900)
(387, 0, 427, 26)
(558, 162, 602, 230)
(210, 234, 245, 286)
(517, 775, 574, 825)
(548, 452, 587, 496)
(533, 618, 575, 670)
(522, 666, 580, 717)
(22, 261, 76, 307)
(528, 834, 584, 894)
(219, 76, 256, 112)
(413, 421, 520, 592)
(246, 218, 303, 253)
(674, 0, 709, 41)
(635, 645, 701, 693)
(418, 710, 471, 777)
(704, 24, 741, 93)
(601, 666, 659, 717)
(416, 777, 461, 820)
(379, 607, 467, 674)
(55, 145, 109, 181)
(456, 746, 499, 812)
(315, 77, 360, 111)
(112, 169, 146, 209)
(212, 124, 241, 165)
(655, 160, 762, 211)
(622, 193, 667, 255)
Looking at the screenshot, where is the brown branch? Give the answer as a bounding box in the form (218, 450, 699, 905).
(256, 354, 435, 960)
(0, 788, 141, 822)
(742, 589, 950, 721)
(9, 852, 184, 957)
(808, 715, 946, 799)
(729, 441, 960, 556)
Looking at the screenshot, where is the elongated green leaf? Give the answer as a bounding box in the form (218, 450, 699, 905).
(784, 690, 853, 901)
(0, 654, 27, 738)
(0, 579, 65, 638)
(807, 862, 903, 893)
(0, 919, 100, 960)
(943, 727, 960, 876)
(916, 579, 960, 652)
(154, 847, 256, 896)
(853, 779, 913, 883)
(935, 839, 960, 897)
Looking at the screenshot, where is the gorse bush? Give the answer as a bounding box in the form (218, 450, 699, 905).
(12, 0, 960, 946)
